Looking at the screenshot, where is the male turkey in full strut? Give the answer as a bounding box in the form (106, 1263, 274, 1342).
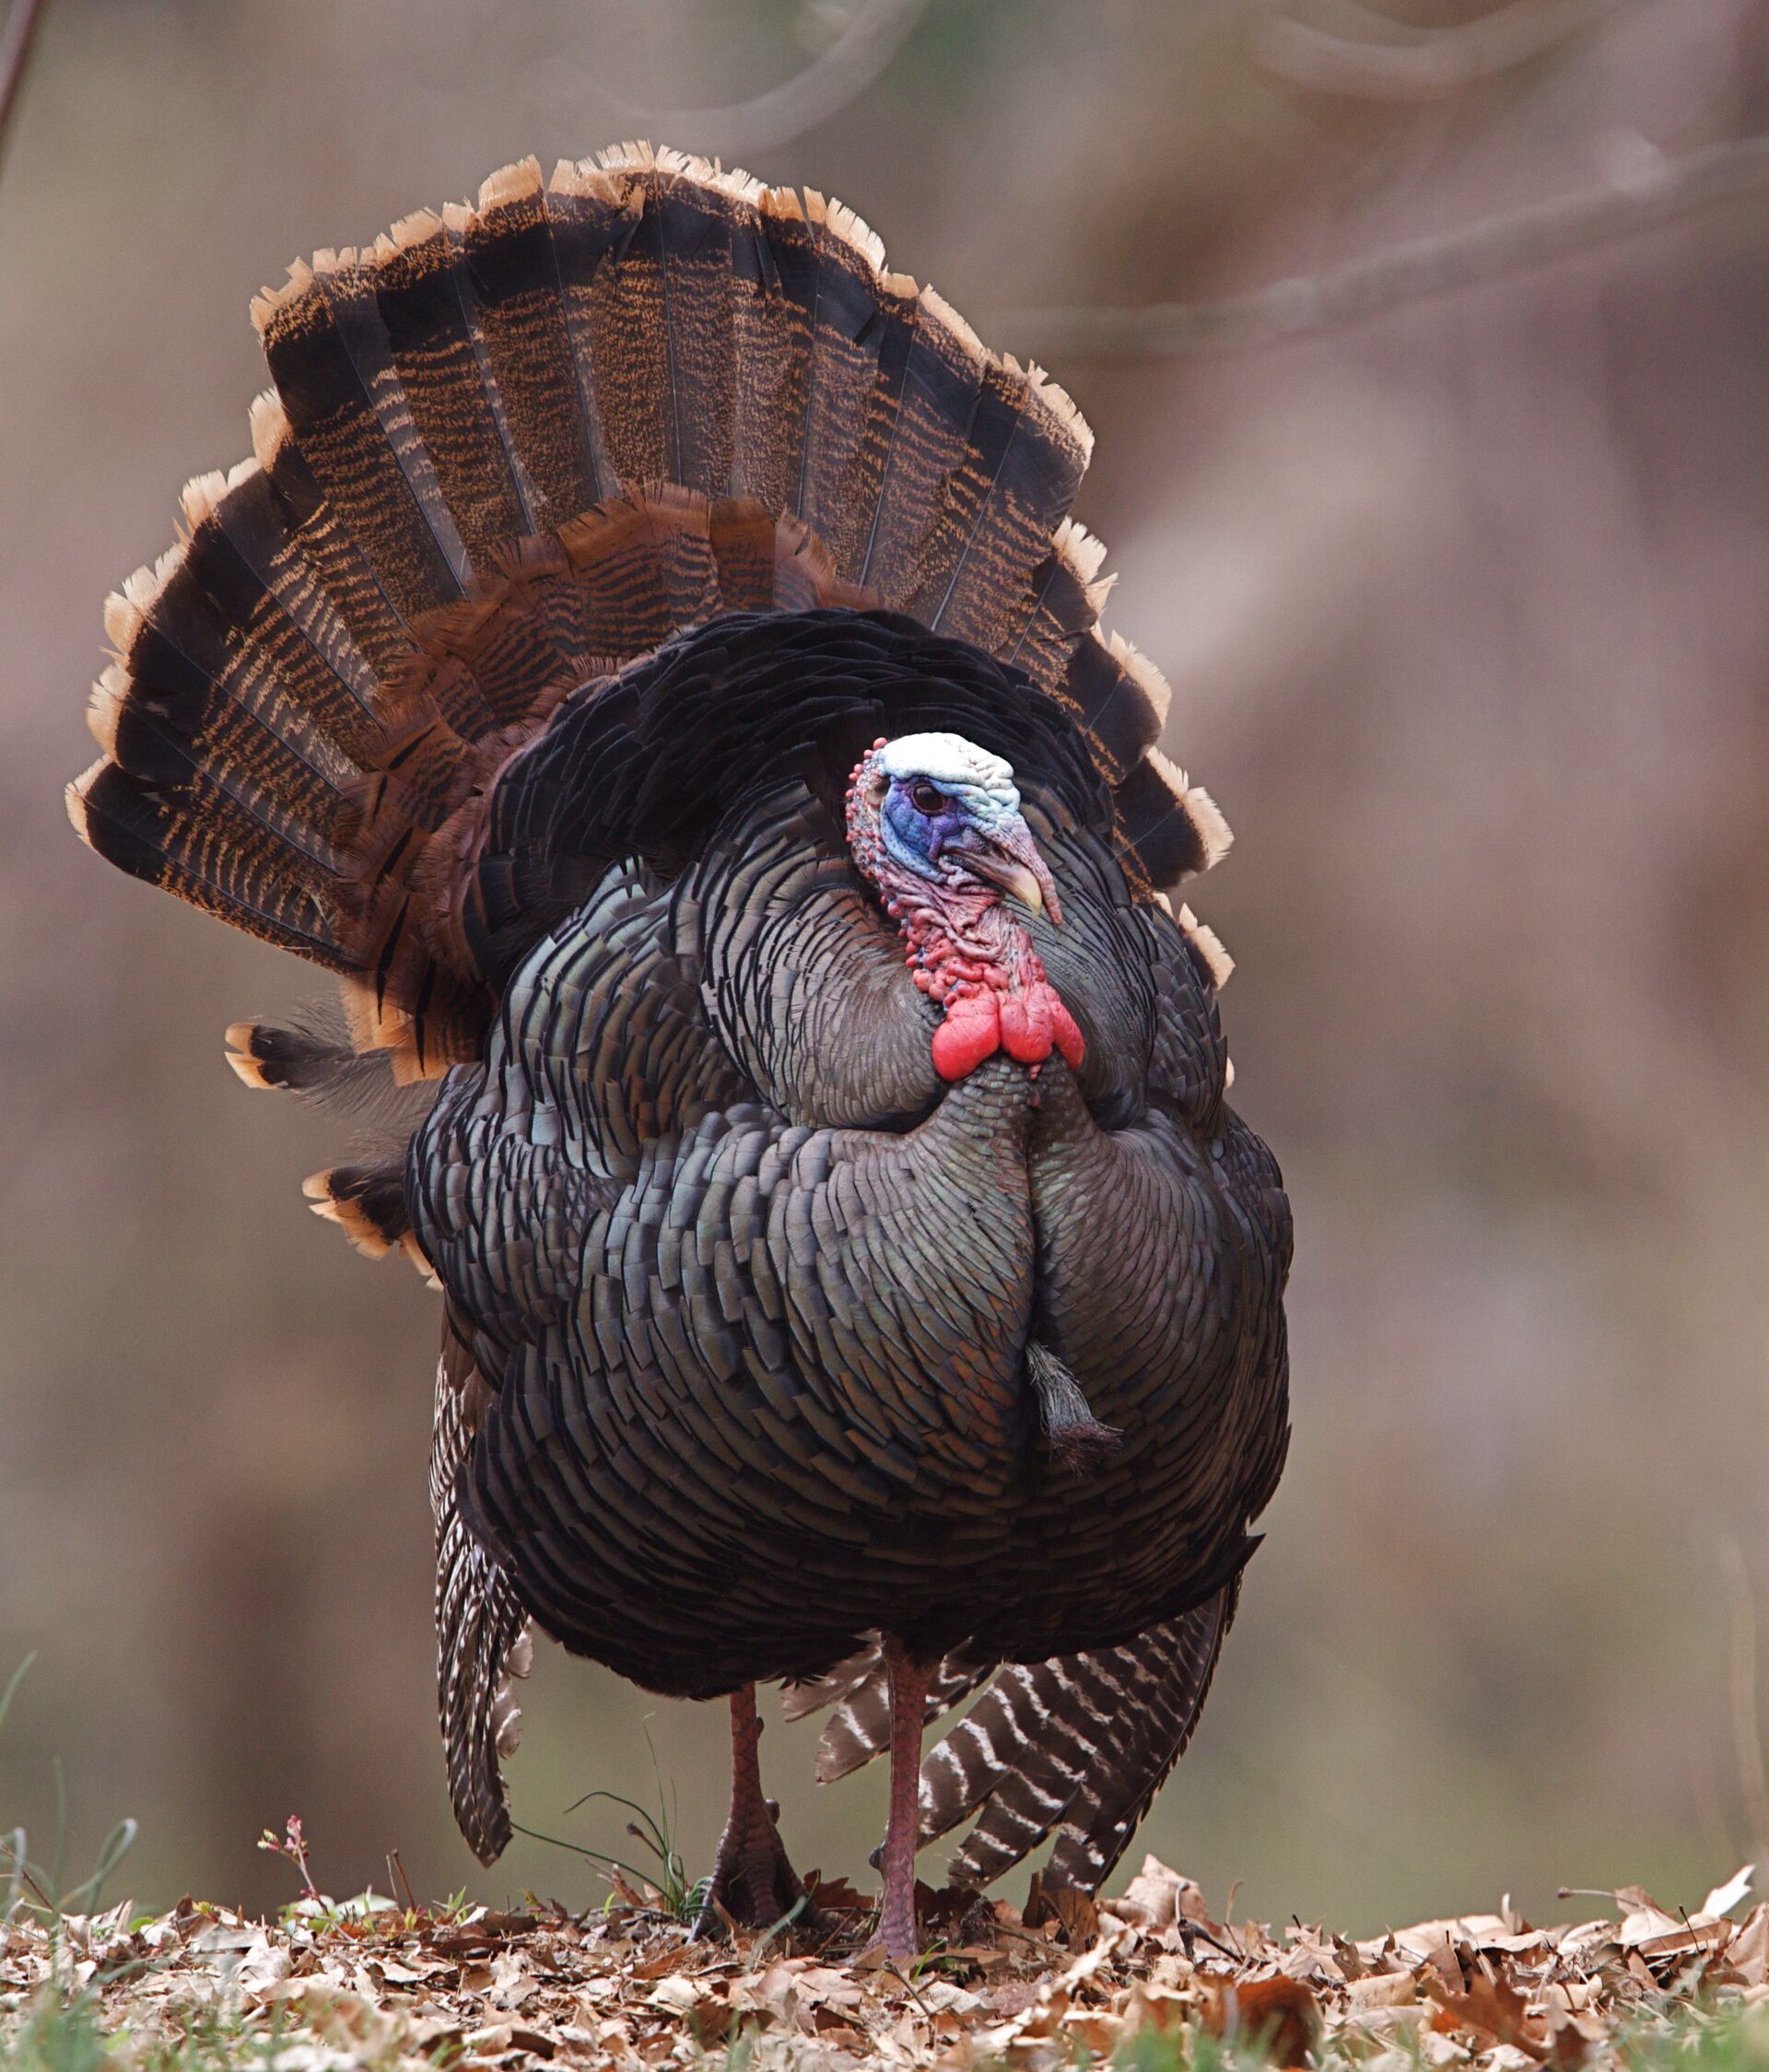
(69, 146, 1291, 1958)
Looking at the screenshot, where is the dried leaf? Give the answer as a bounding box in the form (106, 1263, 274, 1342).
(1105, 1855, 1210, 1931)
(802, 1869, 870, 1913)
(235, 1934, 293, 1996)
(1347, 1970, 1418, 2011)
(1063, 2006, 1123, 2054)
(1699, 1864, 1755, 1920)
(1429, 1973, 1545, 2057)
(3, 1855, 1755, 2072)
(645, 1973, 703, 2013)
(629, 1949, 687, 1981)
(1205, 1975, 1319, 2066)
(1617, 1903, 1691, 1949)
(1022, 1875, 1100, 1949)
(1724, 1902, 1769, 1986)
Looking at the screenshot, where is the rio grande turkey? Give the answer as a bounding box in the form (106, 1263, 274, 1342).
(68, 144, 1291, 1959)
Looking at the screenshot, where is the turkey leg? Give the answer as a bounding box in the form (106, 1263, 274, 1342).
(869, 1633, 932, 1961)
(695, 1684, 813, 1937)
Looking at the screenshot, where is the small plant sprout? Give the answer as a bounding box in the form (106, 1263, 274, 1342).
(512, 1729, 709, 1925)
(256, 1816, 319, 1902)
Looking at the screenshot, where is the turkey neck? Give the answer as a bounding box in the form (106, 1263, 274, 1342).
(901, 886, 1041, 1002)
(891, 885, 1083, 1083)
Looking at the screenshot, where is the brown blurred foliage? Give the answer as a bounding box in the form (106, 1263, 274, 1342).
(3, 0, 1768, 1931)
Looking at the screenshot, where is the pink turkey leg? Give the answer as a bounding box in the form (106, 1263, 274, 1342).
(869, 1634, 931, 1961)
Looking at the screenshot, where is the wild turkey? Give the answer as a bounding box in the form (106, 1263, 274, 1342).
(68, 145, 1291, 1958)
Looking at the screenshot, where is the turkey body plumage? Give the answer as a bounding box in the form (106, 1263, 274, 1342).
(416, 608, 1288, 1701)
(69, 146, 1291, 1942)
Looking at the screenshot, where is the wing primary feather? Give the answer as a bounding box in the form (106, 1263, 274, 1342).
(920, 1585, 1241, 1897)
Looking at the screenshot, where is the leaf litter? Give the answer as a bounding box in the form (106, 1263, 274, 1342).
(3, 1856, 1767, 2068)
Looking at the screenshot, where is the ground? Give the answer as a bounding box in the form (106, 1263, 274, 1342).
(4, 1858, 1768, 2071)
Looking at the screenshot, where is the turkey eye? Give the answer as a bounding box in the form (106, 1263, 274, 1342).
(909, 780, 948, 815)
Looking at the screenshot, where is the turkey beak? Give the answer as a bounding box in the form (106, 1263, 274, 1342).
(969, 820, 1064, 927)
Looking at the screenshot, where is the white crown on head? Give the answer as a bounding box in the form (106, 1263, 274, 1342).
(876, 732, 1020, 812)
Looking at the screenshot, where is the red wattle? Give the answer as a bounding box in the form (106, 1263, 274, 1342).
(934, 978, 1084, 1078)
(998, 989, 1050, 1064)
(1050, 992, 1086, 1069)
(931, 995, 1002, 1081)
(994, 980, 1086, 1069)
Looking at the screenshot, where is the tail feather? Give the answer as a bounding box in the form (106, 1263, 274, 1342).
(649, 170, 743, 498)
(1039, 1593, 1233, 1893)
(177, 463, 386, 752)
(707, 498, 788, 613)
(790, 195, 892, 561)
(923, 357, 1090, 657)
(94, 557, 357, 844)
(1115, 746, 1232, 891)
(812, 252, 920, 584)
(1059, 631, 1163, 784)
(802, 1590, 1239, 1899)
(225, 1018, 387, 1097)
(248, 391, 425, 678)
(302, 1163, 415, 1260)
(781, 1641, 880, 1726)
(856, 293, 989, 615)
(433, 1325, 533, 1864)
(370, 208, 540, 556)
(463, 160, 612, 527)
(1005, 519, 1111, 697)
(726, 180, 817, 522)
(547, 154, 665, 493)
(254, 257, 471, 618)
(69, 761, 349, 966)
(556, 485, 723, 656)
(70, 568, 354, 966)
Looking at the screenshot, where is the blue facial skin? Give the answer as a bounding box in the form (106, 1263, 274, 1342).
(880, 778, 987, 882)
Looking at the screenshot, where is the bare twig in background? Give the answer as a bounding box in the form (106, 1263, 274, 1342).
(1721, 1542, 1769, 1868)
(603, 0, 933, 160)
(0, 0, 48, 173)
(1255, 0, 1625, 102)
(998, 133, 1769, 358)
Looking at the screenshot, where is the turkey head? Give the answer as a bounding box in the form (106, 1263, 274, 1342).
(846, 732, 1084, 1082)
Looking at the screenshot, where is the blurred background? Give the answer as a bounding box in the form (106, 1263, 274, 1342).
(4, 0, 1769, 1938)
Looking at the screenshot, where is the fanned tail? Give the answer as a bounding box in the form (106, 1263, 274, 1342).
(74, 146, 1225, 1094)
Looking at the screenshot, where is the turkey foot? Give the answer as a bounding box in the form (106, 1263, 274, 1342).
(865, 1633, 933, 1963)
(695, 1686, 817, 1938)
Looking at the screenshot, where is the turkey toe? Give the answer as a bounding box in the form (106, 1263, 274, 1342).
(695, 1823, 818, 1938)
